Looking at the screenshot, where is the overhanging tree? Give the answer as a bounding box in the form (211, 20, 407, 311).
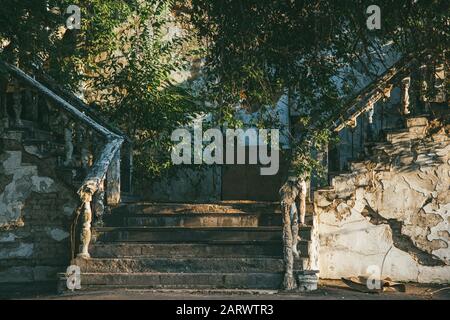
(188, 0, 448, 177)
(0, 0, 204, 184)
(188, 0, 448, 290)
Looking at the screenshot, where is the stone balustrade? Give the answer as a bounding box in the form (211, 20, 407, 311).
(0, 62, 132, 260)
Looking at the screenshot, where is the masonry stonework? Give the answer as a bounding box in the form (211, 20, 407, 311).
(0, 144, 77, 291)
(315, 118, 450, 283)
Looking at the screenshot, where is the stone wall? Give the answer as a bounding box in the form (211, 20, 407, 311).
(0, 141, 77, 294)
(315, 117, 450, 283)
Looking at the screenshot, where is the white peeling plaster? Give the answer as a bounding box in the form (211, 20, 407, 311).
(0, 233, 16, 242)
(316, 133, 450, 283)
(24, 145, 44, 159)
(47, 228, 69, 242)
(0, 151, 57, 227)
(0, 243, 34, 259)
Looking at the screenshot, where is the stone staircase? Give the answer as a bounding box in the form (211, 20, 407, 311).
(321, 114, 449, 197)
(63, 202, 318, 291)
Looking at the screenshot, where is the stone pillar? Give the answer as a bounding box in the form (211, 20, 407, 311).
(291, 202, 299, 259)
(281, 200, 297, 290)
(106, 149, 121, 206)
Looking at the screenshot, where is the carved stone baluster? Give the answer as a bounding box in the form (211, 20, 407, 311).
(93, 179, 105, 227)
(298, 179, 307, 226)
(12, 91, 23, 126)
(291, 202, 299, 259)
(78, 126, 90, 169)
(26, 89, 39, 122)
(62, 114, 74, 166)
(42, 99, 53, 127)
(367, 104, 375, 141)
(382, 84, 393, 102)
(401, 77, 411, 115)
(348, 117, 357, 160)
(419, 64, 429, 102)
(281, 198, 296, 290)
(78, 193, 93, 259)
(279, 177, 303, 290)
(86, 130, 94, 167)
(106, 149, 121, 206)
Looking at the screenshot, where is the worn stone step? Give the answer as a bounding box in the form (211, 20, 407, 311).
(89, 241, 310, 258)
(93, 226, 312, 242)
(407, 125, 428, 135)
(113, 202, 315, 216)
(386, 129, 427, 144)
(113, 202, 283, 215)
(59, 270, 318, 291)
(406, 116, 428, 128)
(74, 257, 308, 273)
(61, 272, 285, 290)
(56, 287, 284, 296)
(106, 213, 282, 227)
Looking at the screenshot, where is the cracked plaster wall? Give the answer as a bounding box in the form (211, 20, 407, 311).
(315, 122, 450, 283)
(0, 149, 77, 288)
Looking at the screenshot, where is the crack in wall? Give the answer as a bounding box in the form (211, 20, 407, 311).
(361, 203, 445, 267)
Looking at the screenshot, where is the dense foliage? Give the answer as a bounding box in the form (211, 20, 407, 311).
(189, 0, 449, 177)
(89, 2, 203, 183)
(0, 1, 447, 183)
(0, 0, 203, 183)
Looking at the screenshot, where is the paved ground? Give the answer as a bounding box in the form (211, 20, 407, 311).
(21, 280, 450, 300)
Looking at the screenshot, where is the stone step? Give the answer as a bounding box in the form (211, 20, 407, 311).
(61, 272, 285, 290)
(89, 241, 310, 258)
(58, 270, 318, 291)
(406, 116, 429, 128)
(106, 212, 282, 227)
(407, 124, 428, 135)
(93, 226, 312, 242)
(74, 257, 308, 273)
(385, 130, 414, 144)
(385, 127, 428, 144)
(113, 202, 284, 215)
